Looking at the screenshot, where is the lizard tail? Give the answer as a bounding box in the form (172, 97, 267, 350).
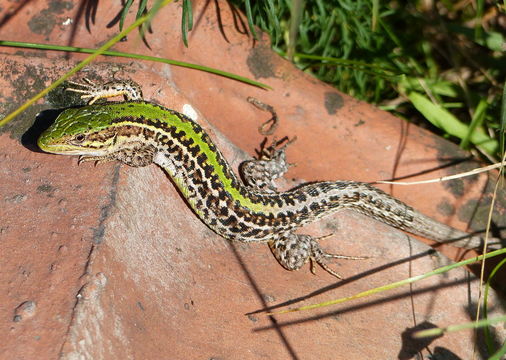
(406, 210, 501, 250)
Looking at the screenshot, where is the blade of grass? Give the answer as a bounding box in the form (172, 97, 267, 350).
(501, 81, 506, 156)
(377, 158, 506, 186)
(401, 76, 459, 97)
(412, 315, 506, 338)
(474, 0, 484, 40)
(287, 0, 303, 60)
(0, 41, 270, 90)
(0, 0, 174, 128)
(119, 0, 135, 30)
(472, 152, 504, 358)
(371, 0, 378, 31)
(136, 0, 149, 18)
(489, 343, 506, 360)
(407, 91, 497, 154)
(244, 0, 258, 39)
(483, 257, 506, 354)
(181, 0, 193, 47)
(460, 98, 488, 149)
(137, 0, 150, 41)
(268, 248, 506, 315)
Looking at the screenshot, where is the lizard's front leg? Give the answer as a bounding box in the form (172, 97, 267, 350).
(239, 137, 295, 192)
(79, 142, 157, 168)
(66, 78, 143, 104)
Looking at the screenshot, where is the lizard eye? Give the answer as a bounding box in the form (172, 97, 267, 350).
(73, 134, 86, 143)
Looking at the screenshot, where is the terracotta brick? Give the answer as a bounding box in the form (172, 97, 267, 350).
(1, 1, 504, 359)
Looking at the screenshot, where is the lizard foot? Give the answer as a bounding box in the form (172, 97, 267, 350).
(269, 233, 368, 279)
(240, 136, 296, 192)
(66, 78, 143, 105)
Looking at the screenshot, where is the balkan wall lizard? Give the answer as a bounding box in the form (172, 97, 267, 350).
(37, 80, 498, 278)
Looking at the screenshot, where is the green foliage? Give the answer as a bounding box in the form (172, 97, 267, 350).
(232, 0, 506, 159)
(181, 0, 194, 47)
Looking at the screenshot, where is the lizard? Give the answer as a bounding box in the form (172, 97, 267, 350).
(37, 79, 499, 278)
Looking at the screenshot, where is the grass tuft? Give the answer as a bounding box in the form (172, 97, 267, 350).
(232, 0, 506, 160)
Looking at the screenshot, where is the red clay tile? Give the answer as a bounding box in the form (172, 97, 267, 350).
(1, 1, 505, 359)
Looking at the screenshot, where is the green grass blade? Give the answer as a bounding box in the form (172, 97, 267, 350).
(137, 0, 149, 18)
(119, 0, 135, 30)
(287, 0, 304, 60)
(181, 0, 193, 47)
(408, 91, 497, 154)
(489, 342, 506, 360)
(0, 41, 271, 97)
(412, 315, 506, 338)
(371, 0, 378, 31)
(269, 248, 506, 315)
(401, 77, 459, 97)
(501, 81, 506, 156)
(483, 258, 506, 354)
(185, 0, 193, 30)
(244, 0, 258, 39)
(460, 98, 488, 149)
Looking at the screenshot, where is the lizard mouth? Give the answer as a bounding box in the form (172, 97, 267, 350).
(37, 140, 107, 157)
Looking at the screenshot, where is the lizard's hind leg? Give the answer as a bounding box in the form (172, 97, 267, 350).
(269, 233, 368, 279)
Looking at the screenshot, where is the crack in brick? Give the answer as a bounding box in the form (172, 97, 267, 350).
(92, 165, 121, 244)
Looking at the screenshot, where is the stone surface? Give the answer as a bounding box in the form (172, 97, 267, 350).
(1, 1, 505, 359)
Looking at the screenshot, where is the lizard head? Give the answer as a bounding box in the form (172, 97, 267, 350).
(38, 105, 119, 156)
